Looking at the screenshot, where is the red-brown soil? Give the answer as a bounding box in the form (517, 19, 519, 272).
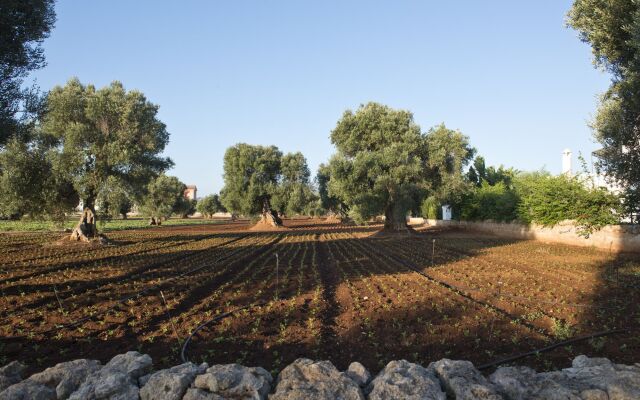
(1, 220, 638, 376)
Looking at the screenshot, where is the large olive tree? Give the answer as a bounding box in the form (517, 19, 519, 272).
(220, 143, 283, 226)
(328, 103, 473, 231)
(42, 78, 172, 240)
(328, 103, 430, 231)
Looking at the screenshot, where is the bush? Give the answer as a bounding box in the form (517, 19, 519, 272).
(460, 181, 518, 222)
(420, 196, 440, 219)
(515, 173, 621, 236)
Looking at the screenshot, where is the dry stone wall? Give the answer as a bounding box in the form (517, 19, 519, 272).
(1, 352, 639, 399)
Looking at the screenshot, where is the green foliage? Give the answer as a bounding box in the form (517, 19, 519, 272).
(329, 104, 443, 227)
(316, 163, 347, 217)
(0, 0, 55, 143)
(327, 103, 474, 229)
(272, 152, 315, 216)
(196, 194, 225, 218)
(460, 181, 519, 222)
(0, 217, 225, 232)
(140, 175, 186, 221)
(220, 143, 282, 217)
(567, 0, 640, 220)
(467, 156, 517, 188)
(420, 196, 440, 219)
(426, 124, 476, 207)
(515, 172, 621, 236)
(96, 176, 133, 220)
(0, 137, 77, 220)
(42, 78, 173, 212)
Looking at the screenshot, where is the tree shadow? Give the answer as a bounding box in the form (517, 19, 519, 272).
(2, 222, 639, 379)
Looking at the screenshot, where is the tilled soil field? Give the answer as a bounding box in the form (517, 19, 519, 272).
(1, 219, 639, 376)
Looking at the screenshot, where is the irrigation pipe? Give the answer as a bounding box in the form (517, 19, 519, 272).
(477, 328, 628, 370)
(180, 301, 267, 363)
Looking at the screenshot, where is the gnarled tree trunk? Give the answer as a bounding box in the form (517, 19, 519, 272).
(383, 203, 410, 232)
(259, 198, 283, 227)
(70, 208, 98, 242)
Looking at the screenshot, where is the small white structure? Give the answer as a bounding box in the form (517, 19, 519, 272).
(442, 205, 452, 221)
(562, 149, 572, 176)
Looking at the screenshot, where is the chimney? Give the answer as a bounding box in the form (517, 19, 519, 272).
(562, 149, 572, 176)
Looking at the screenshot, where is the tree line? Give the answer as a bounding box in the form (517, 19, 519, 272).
(0, 0, 635, 239)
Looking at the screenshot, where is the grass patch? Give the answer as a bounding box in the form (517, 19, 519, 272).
(0, 217, 226, 232)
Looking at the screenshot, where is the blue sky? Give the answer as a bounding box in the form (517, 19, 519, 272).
(31, 1, 611, 196)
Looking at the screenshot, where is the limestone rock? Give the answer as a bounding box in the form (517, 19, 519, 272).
(0, 379, 56, 400)
(0, 361, 26, 392)
(270, 358, 364, 400)
(140, 362, 207, 400)
(68, 351, 152, 400)
(539, 355, 640, 400)
(345, 362, 371, 388)
(366, 360, 445, 400)
(182, 388, 224, 399)
(489, 366, 579, 400)
(29, 359, 102, 399)
(429, 359, 503, 400)
(193, 363, 272, 399)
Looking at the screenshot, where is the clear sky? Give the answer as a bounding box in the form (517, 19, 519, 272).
(31, 1, 611, 196)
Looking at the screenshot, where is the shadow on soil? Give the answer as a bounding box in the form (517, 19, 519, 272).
(1, 221, 639, 377)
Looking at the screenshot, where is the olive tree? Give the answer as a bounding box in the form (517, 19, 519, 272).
(568, 0, 640, 219)
(0, 0, 55, 144)
(220, 143, 283, 226)
(316, 163, 348, 218)
(41, 78, 172, 240)
(328, 103, 431, 230)
(196, 194, 225, 218)
(328, 103, 474, 230)
(272, 152, 315, 216)
(140, 174, 186, 225)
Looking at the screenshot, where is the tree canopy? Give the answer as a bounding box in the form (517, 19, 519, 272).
(272, 152, 315, 216)
(42, 78, 173, 213)
(220, 143, 283, 225)
(140, 174, 186, 225)
(197, 194, 225, 218)
(568, 0, 640, 220)
(0, 0, 56, 144)
(327, 102, 473, 230)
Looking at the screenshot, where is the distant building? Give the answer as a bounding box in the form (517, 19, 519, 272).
(184, 185, 197, 200)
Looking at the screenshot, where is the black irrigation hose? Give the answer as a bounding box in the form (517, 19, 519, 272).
(5, 233, 280, 339)
(477, 328, 629, 370)
(180, 301, 267, 363)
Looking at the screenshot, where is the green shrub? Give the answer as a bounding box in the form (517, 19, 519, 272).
(515, 173, 621, 236)
(420, 196, 440, 219)
(460, 181, 518, 222)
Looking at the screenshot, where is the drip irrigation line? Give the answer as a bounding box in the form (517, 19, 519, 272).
(477, 328, 629, 370)
(5, 233, 282, 340)
(180, 301, 267, 363)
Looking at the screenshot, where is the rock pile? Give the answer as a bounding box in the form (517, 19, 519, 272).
(1, 352, 639, 399)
